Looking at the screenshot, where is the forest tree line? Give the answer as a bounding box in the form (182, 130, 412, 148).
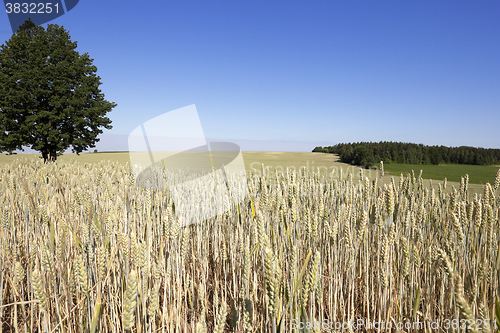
(312, 142, 500, 168)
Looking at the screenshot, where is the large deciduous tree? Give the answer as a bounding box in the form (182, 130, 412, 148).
(0, 19, 116, 162)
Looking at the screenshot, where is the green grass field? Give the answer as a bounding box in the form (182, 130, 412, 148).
(383, 162, 500, 185)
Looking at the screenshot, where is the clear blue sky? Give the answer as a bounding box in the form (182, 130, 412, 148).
(1, 0, 499, 151)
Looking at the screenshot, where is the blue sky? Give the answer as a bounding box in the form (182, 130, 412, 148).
(1, 0, 499, 151)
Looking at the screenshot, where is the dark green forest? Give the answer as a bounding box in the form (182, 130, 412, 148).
(313, 142, 500, 168)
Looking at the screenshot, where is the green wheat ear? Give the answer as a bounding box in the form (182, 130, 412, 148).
(123, 270, 138, 331)
(74, 254, 88, 294)
(455, 275, 479, 333)
(31, 269, 48, 311)
(14, 261, 24, 288)
(214, 299, 227, 333)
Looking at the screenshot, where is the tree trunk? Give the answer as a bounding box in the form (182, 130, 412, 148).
(49, 149, 57, 162)
(41, 147, 57, 162)
(41, 148, 49, 163)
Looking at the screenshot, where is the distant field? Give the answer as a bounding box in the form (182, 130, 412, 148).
(0, 152, 131, 164)
(383, 162, 499, 185)
(242, 152, 486, 194)
(0, 151, 373, 179)
(0, 152, 495, 193)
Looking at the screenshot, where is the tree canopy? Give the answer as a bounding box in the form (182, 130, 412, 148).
(0, 19, 116, 162)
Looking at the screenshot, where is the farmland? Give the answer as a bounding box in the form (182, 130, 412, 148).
(383, 163, 500, 186)
(0, 154, 499, 332)
(1, 151, 495, 189)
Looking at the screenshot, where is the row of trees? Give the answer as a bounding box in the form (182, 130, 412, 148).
(313, 142, 500, 168)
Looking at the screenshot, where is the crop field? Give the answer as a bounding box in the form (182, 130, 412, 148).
(0, 151, 492, 193)
(0, 156, 499, 332)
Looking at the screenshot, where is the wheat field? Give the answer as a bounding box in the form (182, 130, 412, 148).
(0, 157, 499, 332)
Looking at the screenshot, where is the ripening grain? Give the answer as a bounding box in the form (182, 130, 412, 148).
(0, 157, 498, 332)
